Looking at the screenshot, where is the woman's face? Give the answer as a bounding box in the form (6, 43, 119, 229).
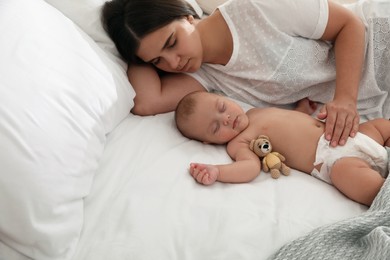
(136, 16, 203, 73)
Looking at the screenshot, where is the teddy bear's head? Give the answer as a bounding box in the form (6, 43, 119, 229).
(249, 135, 272, 158)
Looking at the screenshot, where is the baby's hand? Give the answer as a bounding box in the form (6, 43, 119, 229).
(189, 163, 219, 185)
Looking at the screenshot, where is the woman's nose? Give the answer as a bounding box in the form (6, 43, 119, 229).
(165, 53, 180, 70)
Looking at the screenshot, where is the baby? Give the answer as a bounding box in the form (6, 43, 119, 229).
(175, 91, 390, 206)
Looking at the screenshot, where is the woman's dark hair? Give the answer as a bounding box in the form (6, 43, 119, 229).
(101, 0, 200, 64)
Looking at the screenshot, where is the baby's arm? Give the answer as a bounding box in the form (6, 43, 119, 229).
(189, 145, 261, 185)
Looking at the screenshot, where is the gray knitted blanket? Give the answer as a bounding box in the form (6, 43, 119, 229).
(269, 148, 390, 260)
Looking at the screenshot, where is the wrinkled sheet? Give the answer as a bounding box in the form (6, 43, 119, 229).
(71, 112, 366, 260)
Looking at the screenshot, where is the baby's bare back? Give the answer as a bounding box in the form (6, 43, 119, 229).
(235, 107, 325, 173)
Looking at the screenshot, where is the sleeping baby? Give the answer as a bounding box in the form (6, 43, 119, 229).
(174, 91, 390, 206)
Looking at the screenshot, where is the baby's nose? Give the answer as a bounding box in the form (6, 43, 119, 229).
(223, 114, 231, 126)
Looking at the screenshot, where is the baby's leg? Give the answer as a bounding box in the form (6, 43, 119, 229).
(359, 118, 390, 147)
(330, 157, 385, 206)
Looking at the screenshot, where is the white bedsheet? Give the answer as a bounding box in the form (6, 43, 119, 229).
(72, 112, 366, 260)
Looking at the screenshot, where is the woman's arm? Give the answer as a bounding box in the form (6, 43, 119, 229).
(128, 64, 205, 115)
(319, 0, 365, 146)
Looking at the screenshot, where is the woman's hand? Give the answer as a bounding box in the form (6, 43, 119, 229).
(189, 163, 219, 185)
(317, 98, 359, 147)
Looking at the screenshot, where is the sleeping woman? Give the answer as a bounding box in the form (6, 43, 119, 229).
(102, 0, 390, 147)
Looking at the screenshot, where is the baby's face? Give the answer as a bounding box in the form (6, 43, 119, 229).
(185, 93, 249, 144)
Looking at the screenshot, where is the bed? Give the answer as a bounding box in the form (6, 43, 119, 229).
(1, 0, 388, 259)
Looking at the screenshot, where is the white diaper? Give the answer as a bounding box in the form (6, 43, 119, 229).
(311, 133, 389, 185)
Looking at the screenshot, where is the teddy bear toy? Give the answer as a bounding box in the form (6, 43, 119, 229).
(249, 135, 291, 179)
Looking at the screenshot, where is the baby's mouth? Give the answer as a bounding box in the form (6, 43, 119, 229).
(233, 116, 238, 129)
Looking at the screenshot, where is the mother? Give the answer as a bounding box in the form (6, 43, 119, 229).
(102, 0, 389, 147)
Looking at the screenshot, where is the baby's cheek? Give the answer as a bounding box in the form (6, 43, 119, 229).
(220, 130, 238, 142)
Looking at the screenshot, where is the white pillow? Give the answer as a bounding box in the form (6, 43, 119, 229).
(186, 0, 204, 17)
(44, 0, 124, 68)
(0, 0, 133, 259)
(44, 0, 203, 65)
(196, 0, 229, 14)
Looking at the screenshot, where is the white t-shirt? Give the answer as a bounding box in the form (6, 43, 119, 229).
(188, 0, 390, 119)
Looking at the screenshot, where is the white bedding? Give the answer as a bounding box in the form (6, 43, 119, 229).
(72, 113, 366, 260)
(0, 0, 368, 259)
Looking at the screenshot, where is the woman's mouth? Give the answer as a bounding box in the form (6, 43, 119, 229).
(178, 59, 190, 72)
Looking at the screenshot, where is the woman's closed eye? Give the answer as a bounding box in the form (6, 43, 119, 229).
(151, 58, 161, 66)
(151, 40, 176, 66)
(168, 39, 177, 48)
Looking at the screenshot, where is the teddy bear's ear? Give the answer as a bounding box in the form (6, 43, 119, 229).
(249, 139, 255, 151)
(258, 135, 269, 140)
